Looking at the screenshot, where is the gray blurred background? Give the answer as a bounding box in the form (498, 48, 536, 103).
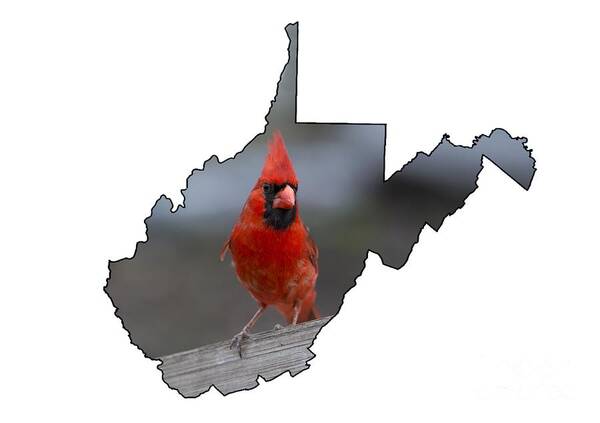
(106, 24, 535, 358)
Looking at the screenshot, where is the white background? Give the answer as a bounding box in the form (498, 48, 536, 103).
(1, 1, 599, 421)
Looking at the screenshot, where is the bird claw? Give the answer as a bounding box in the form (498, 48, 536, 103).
(273, 323, 283, 330)
(229, 331, 249, 358)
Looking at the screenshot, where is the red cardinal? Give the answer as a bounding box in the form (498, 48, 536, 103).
(221, 130, 319, 355)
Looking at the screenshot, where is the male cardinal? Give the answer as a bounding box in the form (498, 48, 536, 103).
(220, 130, 319, 355)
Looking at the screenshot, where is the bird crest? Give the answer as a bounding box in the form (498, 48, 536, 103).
(259, 131, 298, 186)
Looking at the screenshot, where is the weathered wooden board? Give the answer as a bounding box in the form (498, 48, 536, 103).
(158, 316, 331, 397)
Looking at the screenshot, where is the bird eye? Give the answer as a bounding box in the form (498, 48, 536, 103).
(262, 183, 272, 193)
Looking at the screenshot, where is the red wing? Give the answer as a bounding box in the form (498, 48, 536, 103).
(305, 227, 319, 274)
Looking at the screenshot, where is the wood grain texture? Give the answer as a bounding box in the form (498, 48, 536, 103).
(158, 316, 331, 397)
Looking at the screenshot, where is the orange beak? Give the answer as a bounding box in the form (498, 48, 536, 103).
(272, 185, 295, 209)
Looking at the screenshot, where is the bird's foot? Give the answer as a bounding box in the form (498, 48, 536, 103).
(229, 330, 249, 358)
(273, 323, 284, 331)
